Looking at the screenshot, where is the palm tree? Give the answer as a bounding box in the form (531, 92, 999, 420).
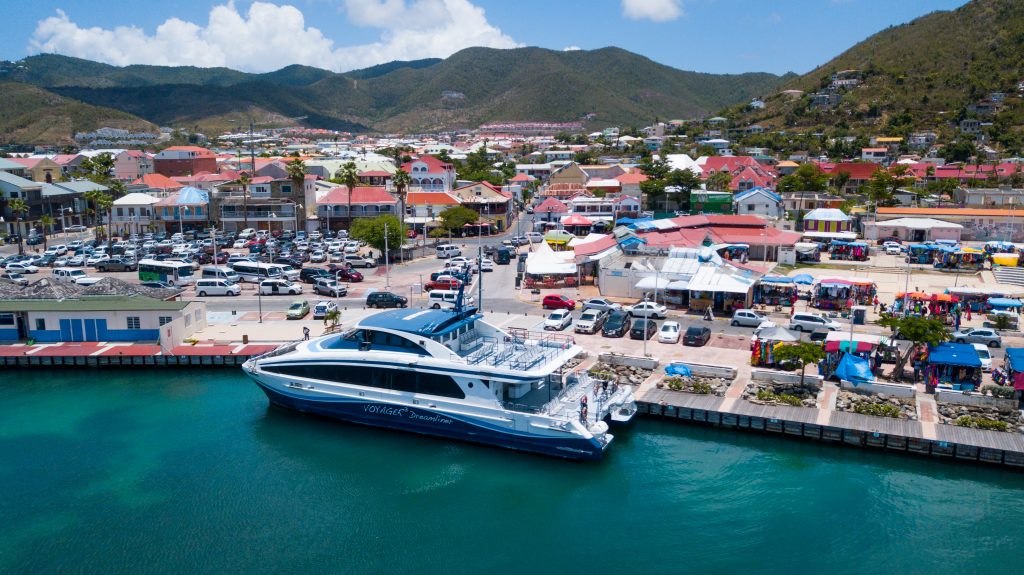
(286, 158, 306, 232)
(82, 190, 104, 226)
(338, 162, 359, 231)
(830, 170, 851, 195)
(391, 167, 412, 238)
(38, 214, 54, 249)
(7, 198, 28, 255)
(238, 172, 251, 230)
(706, 171, 732, 192)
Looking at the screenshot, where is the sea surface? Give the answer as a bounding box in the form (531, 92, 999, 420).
(2, 369, 1022, 575)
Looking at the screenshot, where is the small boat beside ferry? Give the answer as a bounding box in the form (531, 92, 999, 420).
(242, 304, 636, 460)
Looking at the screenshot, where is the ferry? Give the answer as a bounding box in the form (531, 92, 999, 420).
(242, 305, 637, 460)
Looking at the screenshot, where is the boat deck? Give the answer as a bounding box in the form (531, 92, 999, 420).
(454, 327, 577, 371)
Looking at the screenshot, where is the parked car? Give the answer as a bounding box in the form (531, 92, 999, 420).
(575, 310, 608, 334)
(333, 267, 364, 282)
(658, 321, 681, 343)
(884, 243, 903, 255)
(630, 318, 658, 340)
(140, 281, 175, 289)
(195, 279, 241, 297)
(300, 268, 331, 284)
(258, 279, 303, 295)
(731, 309, 765, 327)
(95, 258, 137, 272)
(312, 279, 347, 297)
(1, 272, 29, 286)
(366, 291, 408, 309)
(544, 309, 573, 331)
(65, 225, 87, 233)
(343, 254, 376, 268)
(5, 262, 38, 274)
(310, 250, 327, 263)
(602, 311, 631, 338)
(86, 254, 109, 267)
(952, 327, 1001, 348)
(44, 244, 68, 256)
(286, 300, 310, 320)
(972, 343, 993, 372)
(582, 298, 622, 313)
(683, 326, 712, 346)
(472, 258, 495, 272)
(425, 278, 462, 292)
(66, 254, 87, 267)
(312, 300, 338, 320)
(542, 294, 576, 310)
(789, 313, 842, 332)
(626, 301, 668, 319)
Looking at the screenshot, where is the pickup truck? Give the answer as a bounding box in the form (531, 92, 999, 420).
(95, 258, 138, 272)
(574, 309, 608, 334)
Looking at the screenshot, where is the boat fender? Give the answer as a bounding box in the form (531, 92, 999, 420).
(589, 421, 609, 435)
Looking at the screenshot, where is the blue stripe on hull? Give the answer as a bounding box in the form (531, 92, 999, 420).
(254, 381, 603, 461)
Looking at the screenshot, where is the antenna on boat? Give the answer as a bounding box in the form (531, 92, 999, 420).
(477, 244, 484, 311)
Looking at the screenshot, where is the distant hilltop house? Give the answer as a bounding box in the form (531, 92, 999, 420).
(75, 127, 160, 145)
(441, 90, 465, 100)
(830, 69, 862, 89)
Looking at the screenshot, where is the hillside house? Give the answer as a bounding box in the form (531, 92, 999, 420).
(734, 187, 783, 218)
(315, 185, 397, 232)
(115, 150, 154, 182)
(9, 157, 61, 183)
(153, 146, 217, 177)
(402, 156, 457, 192)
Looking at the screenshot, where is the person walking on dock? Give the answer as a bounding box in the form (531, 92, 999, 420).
(303, 326, 310, 341)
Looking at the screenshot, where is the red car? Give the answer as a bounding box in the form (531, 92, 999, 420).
(542, 294, 576, 310)
(327, 264, 364, 282)
(425, 278, 462, 292)
(407, 229, 418, 239)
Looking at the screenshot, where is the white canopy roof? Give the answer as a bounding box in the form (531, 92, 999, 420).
(635, 276, 671, 289)
(877, 217, 963, 230)
(525, 245, 577, 275)
(803, 231, 858, 240)
(113, 192, 159, 206)
(686, 263, 759, 294)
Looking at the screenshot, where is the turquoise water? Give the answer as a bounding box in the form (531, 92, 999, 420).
(2, 369, 1022, 575)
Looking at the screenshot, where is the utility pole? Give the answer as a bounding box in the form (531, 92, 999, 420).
(384, 221, 390, 290)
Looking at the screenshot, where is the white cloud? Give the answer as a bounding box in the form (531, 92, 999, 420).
(29, 0, 520, 73)
(563, 46, 582, 51)
(621, 0, 683, 22)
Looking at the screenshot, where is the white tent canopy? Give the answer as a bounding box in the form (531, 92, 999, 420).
(635, 276, 671, 290)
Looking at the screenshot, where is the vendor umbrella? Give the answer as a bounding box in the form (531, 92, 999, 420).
(792, 274, 814, 285)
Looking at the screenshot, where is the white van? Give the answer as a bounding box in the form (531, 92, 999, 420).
(436, 244, 462, 258)
(53, 268, 89, 283)
(427, 289, 475, 310)
(230, 261, 284, 282)
(195, 279, 241, 297)
(525, 232, 544, 243)
(201, 266, 241, 283)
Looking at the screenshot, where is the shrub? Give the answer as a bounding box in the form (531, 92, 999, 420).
(953, 415, 1009, 432)
(756, 389, 804, 406)
(982, 385, 1015, 399)
(853, 402, 902, 418)
(691, 381, 712, 394)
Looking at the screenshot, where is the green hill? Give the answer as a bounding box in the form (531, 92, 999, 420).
(0, 47, 791, 140)
(726, 0, 1024, 148)
(0, 81, 156, 145)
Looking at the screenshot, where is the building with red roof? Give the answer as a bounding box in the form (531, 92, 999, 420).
(401, 155, 456, 192)
(130, 173, 185, 196)
(315, 185, 397, 230)
(153, 146, 217, 177)
(535, 197, 568, 222)
(115, 150, 154, 182)
(819, 162, 884, 193)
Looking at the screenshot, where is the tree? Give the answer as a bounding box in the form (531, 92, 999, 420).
(391, 168, 412, 238)
(349, 214, 404, 254)
(438, 205, 479, 233)
(944, 140, 977, 163)
(772, 342, 826, 387)
(238, 172, 251, 230)
(775, 163, 829, 194)
(38, 214, 54, 249)
(705, 171, 733, 192)
(7, 198, 28, 255)
(286, 158, 306, 191)
(877, 315, 950, 380)
(830, 170, 851, 195)
(338, 162, 359, 231)
(665, 168, 702, 212)
(864, 166, 913, 210)
(639, 178, 666, 212)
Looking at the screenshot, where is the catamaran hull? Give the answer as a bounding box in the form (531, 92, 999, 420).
(253, 379, 606, 461)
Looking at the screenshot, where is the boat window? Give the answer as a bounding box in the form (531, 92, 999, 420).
(263, 364, 464, 398)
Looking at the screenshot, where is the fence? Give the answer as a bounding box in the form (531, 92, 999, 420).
(936, 390, 1019, 410)
(598, 353, 659, 371)
(751, 368, 823, 389)
(839, 380, 916, 398)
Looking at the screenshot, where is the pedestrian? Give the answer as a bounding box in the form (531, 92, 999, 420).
(873, 295, 879, 313)
(966, 306, 972, 321)
(303, 326, 310, 340)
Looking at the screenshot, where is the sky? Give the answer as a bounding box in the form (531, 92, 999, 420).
(3, 0, 970, 76)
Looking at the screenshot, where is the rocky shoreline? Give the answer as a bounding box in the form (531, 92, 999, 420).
(659, 375, 730, 396)
(587, 362, 653, 386)
(937, 403, 1024, 433)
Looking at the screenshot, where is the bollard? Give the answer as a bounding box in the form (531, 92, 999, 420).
(243, 334, 249, 344)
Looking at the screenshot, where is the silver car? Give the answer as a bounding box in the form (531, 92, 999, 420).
(582, 298, 622, 313)
(952, 327, 1001, 348)
(731, 309, 765, 327)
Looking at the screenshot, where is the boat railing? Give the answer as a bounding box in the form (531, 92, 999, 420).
(506, 327, 575, 349)
(248, 340, 302, 363)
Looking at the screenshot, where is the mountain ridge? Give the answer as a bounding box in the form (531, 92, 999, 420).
(0, 47, 792, 141)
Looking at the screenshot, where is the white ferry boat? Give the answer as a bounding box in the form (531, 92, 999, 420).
(242, 306, 636, 460)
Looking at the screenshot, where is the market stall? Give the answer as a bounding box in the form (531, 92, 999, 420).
(754, 276, 798, 307)
(983, 241, 1015, 254)
(717, 243, 749, 263)
(892, 292, 959, 323)
(1000, 348, 1024, 398)
(925, 342, 983, 391)
(945, 287, 1023, 312)
(523, 247, 578, 289)
(828, 240, 868, 262)
(819, 332, 897, 379)
(985, 297, 1021, 329)
(750, 326, 801, 368)
(811, 278, 877, 311)
(907, 243, 938, 264)
(686, 264, 757, 313)
(934, 246, 985, 271)
(794, 242, 821, 263)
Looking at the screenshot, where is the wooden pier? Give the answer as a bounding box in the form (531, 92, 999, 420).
(638, 388, 1024, 469)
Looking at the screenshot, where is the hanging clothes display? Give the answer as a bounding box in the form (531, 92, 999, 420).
(754, 276, 798, 306)
(828, 241, 868, 262)
(907, 244, 937, 265)
(811, 279, 877, 311)
(926, 342, 983, 391)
